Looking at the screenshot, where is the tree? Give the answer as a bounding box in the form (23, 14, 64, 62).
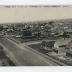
(0, 25, 3, 31)
(41, 40, 46, 47)
(22, 29, 32, 39)
(49, 21, 54, 25)
(62, 32, 69, 39)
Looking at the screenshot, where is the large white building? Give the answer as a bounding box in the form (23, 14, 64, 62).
(53, 38, 71, 54)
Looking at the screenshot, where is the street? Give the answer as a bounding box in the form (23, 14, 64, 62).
(0, 37, 66, 66)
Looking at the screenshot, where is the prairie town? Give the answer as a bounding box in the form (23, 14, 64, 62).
(0, 6, 72, 66)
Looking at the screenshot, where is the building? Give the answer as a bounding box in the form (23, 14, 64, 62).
(40, 40, 55, 51)
(66, 40, 72, 58)
(53, 38, 71, 54)
(66, 51, 72, 58)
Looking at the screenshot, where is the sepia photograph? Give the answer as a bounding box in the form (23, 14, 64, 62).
(0, 5, 72, 66)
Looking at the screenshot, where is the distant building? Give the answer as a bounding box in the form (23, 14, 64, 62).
(65, 29, 72, 36)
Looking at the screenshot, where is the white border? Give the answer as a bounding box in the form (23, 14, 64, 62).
(0, 0, 72, 72)
(0, 67, 72, 72)
(0, 0, 72, 5)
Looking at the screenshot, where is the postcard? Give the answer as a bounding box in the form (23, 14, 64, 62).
(0, 5, 72, 66)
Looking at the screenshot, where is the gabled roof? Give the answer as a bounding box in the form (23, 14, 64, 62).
(54, 38, 71, 48)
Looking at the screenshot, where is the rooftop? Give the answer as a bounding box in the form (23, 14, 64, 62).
(54, 38, 71, 48)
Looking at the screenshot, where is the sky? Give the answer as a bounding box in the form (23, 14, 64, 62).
(0, 6, 72, 23)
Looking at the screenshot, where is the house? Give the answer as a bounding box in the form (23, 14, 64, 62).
(40, 40, 55, 51)
(66, 40, 72, 58)
(53, 38, 71, 54)
(66, 51, 72, 58)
